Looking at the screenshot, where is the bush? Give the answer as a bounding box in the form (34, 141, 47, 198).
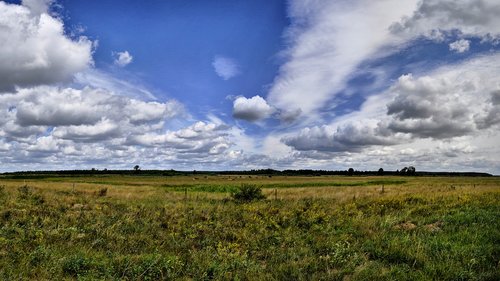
(96, 188, 107, 197)
(0, 185, 6, 199)
(231, 184, 266, 202)
(17, 184, 32, 200)
(62, 255, 93, 277)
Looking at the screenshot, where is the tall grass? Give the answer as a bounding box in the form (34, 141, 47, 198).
(0, 176, 498, 280)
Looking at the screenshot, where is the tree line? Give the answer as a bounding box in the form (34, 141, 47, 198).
(0, 167, 492, 178)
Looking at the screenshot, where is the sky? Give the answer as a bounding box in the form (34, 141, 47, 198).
(1, 0, 500, 174)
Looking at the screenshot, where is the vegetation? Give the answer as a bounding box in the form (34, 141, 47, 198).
(0, 175, 498, 280)
(231, 184, 266, 202)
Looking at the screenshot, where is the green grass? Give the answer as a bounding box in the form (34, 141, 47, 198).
(0, 176, 498, 280)
(160, 180, 408, 193)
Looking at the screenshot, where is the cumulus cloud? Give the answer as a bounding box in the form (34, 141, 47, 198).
(21, 0, 53, 15)
(0, 1, 93, 91)
(212, 56, 240, 80)
(278, 108, 302, 123)
(232, 95, 274, 122)
(52, 119, 121, 142)
(283, 121, 399, 153)
(390, 0, 500, 41)
(282, 53, 500, 166)
(0, 86, 183, 142)
(113, 51, 133, 67)
(386, 54, 500, 138)
(0, 84, 238, 169)
(126, 121, 231, 154)
(386, 74, 477, 138)
(449, 39, 470, 53)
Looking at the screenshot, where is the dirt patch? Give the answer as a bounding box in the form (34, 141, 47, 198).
(424, 221, 443, 232)
(71, 203, 89, 210)
(394, 221, 417, 230)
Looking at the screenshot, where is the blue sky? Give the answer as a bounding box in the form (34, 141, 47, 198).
(61, 0, 288, 120)
(1, 0, 500, 173)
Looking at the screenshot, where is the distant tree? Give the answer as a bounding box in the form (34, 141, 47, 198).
(400, 166, 415, 175)
(378, 168, 384, 175)
(407, 166, 416, 175)
(348, 168, 354, 176)
(134, 165, 140, 171)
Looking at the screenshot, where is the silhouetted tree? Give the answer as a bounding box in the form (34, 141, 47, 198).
(407, 166, 416, 175)
(348, 168, 354, 176)
(378, 168, 384, 175)
(400, 166, 416, 175)
(134, 165, 140, 171)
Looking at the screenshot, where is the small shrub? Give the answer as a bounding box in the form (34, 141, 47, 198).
(96, 188, 108, 197)
(0, 185, 6, 200)
(17, 184, 32, 199)
(29, 246, 49, 266)
(62, 255, 92, 277)
(231, 184, 266, 202)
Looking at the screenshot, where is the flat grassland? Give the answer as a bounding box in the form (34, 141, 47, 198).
(0, 175, 499, 280)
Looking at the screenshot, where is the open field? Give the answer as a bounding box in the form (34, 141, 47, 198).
(0, 175, 499, 280)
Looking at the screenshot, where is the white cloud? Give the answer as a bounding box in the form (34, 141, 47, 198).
(283, 121, 399, 153)
(267, 0, 418, 118)
(52, 118, 121, 142)
(449, 39, 470, 53)
(212, 56, 240, 80)
(0, 86, 183, 142)
(280, 53, 500, 173)
(390, 0, 500, 41)
(268, 0, 500, 122)
(232, 95, 274, 122)
(21, 0, 53, 15)
(386, 55, 500, 138)
(0, 1, 93, 91)
(113, 51, 133, 67)
(0, 85, 239, 170)
(278, 108, 302, 123)
(74, 69, 158, 101)
(126, 121, 231, 154)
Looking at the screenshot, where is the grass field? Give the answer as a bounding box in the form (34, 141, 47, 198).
(0, 175, 499, 280)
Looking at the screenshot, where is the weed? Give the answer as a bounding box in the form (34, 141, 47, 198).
(62, 254, 93, 277)
(17, 184, 32, 199)
(96, 187, 108, 197)
(231, 184, 266, 202)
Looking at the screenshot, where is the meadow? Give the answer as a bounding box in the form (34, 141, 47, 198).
(0, 174, 499, 280)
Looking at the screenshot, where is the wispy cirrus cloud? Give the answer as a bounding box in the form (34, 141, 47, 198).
(266, 0, 500, 122)
(266, 0, 418, 119)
